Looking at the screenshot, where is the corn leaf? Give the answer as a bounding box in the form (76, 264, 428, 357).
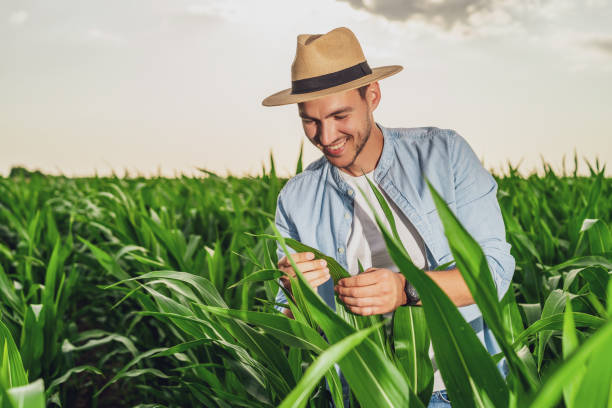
(562, 298, 583, 408)
(528, 319, 612, 407)
(0, 320, 27, 389)
(393, 306, 433, 405)
(426, 179, 536, 392)
(271, 222, 421, 408)
(278, 323, 384, 408)
(5, 378, 45, 408)
(360, 182, 510, 408)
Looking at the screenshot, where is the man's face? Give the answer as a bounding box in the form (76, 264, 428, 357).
(298, 86, 374, 170)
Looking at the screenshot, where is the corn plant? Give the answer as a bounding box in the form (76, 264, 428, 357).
(0, 153, 609, 407)
(257, 174, 612, 407)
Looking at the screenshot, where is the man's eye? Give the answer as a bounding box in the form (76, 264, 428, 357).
(335, 115, 347, 120)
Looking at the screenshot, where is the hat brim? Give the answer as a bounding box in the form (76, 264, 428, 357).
(261, 65, 403, 107)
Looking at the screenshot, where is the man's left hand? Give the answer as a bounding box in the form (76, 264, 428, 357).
(334, 268, 407, 315)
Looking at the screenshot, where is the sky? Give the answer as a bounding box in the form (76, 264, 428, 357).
(1, 0, 611, 178)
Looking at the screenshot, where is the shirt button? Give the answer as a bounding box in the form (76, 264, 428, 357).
(347, 190, 354, 196)
(344, 212, 351, 220)
(338, 247, 345, 254)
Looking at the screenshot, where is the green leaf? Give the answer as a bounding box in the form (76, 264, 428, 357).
(252, 233, 349, 284)
(546, 256, 612, 273)
(201, 306, 328, 353)
(360, 183, 510, 408)
(360, 174, 402, 245)
(580, 219, 612, 255)
(562, 298, 583, 408)
(0, 265, 21, 313)
(537, 290, 568, 370)
(78, 236, 131, 281)
(278, 323, 386, 408)
(512, 312, 605, 347)
(19, 305, 44, 380)
(528, 319, 612, 407)
(107, 270, 227, 308)
(581, 266, 610, 300)
(46, 366, 102, 397)
(260, 234, 389, 353)
(426, 178, 535, 392)
(295, 141, 304, 175)
(393, 306, 433, 405)
(325, 365, 344, 408)
(95, 348, 168, 398)
(500, 286, 525, 345)
(0, 320, 27, 389)
(228, 269, 282, 289)
(270, 222, 419, 408)
(5, 378, 45, 408)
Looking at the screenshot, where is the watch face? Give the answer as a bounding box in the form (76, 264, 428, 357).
(404, 281, 419, 305)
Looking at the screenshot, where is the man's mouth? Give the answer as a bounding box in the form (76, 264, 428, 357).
(324, 137, 348, 156)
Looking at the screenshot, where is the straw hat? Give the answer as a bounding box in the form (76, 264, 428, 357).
(262, 27, 403, 106)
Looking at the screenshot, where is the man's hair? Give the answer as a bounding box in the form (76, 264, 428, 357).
(357, 84, 369, 100)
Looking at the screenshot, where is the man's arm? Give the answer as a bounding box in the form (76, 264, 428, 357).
(273, 189, 330, 318)
(273, 191, 297, 315)
(421, 268, 473, 306)
(449, 130, 515, 301)
(335, 266, 474, 316)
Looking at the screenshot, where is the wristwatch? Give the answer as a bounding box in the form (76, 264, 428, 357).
(403, 279, 420, 306)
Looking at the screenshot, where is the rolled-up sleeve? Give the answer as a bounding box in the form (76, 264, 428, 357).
(273, 190, 299, 313)
(450, 131, 515, 301)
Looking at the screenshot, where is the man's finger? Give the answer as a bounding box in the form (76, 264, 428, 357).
(337, 270, 380, 287)
(278, 252, 315, 267)
(334, 284, 381, 298)
(303, 268, 330, 282)
(309, 274, 332, 288)
(280, 259, 327, 276)
(338, 296, 382, 307)
(298, 259, 328, 273)
(347, 306, 380, 316)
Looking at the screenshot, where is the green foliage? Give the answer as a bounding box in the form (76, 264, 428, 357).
(0, 155, 610, 406)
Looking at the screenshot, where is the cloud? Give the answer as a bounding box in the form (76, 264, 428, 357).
(9, 10, 29, 25)
(334, 0, 573, 31)
(587, 36, 612, 55)
(337, 0, 507, 28)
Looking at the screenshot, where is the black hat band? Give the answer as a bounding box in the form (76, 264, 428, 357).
(291, 61, 372, 94)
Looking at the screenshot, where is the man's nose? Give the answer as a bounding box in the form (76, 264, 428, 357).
(317, 121, 337, 146)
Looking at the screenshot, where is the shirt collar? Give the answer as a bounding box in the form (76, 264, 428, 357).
(329, 122, 394, 197)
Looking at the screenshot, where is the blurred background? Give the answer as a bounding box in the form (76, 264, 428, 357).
(1, 0, 611, 177)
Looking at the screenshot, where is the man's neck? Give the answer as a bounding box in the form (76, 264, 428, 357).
(340, 122, 384, 177)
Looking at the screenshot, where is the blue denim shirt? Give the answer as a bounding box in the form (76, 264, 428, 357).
(274, 123, 515, 363)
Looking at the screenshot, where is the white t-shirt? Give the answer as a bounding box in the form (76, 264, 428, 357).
(338, 169, 445, 392)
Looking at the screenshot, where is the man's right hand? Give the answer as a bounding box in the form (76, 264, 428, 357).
(278, 252, 330, 317)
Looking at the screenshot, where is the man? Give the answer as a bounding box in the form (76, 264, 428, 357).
(261, 27, 514, 407)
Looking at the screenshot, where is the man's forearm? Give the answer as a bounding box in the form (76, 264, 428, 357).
(417, 268, 475, 307)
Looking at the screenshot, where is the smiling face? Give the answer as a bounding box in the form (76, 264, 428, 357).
(298, 82, 383, 175)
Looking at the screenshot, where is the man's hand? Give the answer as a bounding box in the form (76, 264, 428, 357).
(278, 252, 330, 317)
(334, 268, 407, 316)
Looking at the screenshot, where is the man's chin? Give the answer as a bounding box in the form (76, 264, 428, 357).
(325, 154, 354, 169)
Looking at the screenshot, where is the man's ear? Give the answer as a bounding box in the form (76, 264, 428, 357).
(367, 81, 381, 112)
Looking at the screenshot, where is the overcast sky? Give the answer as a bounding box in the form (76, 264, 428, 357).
(2, 0, 611, 178)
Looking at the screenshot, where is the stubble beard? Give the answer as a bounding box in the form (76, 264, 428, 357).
(340, 114, 372, 172)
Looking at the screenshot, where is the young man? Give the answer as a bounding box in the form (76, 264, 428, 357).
(262, 27, 514, 407)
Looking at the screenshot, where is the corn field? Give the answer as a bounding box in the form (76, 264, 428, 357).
(0, 154, 610, 408)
